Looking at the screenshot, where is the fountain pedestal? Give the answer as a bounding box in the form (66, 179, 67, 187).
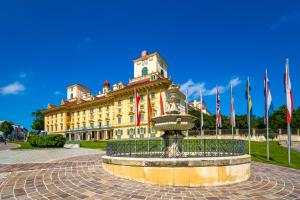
(162, 131, 184, 157)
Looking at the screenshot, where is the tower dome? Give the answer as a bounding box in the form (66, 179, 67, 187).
(104, 80, 110, 87)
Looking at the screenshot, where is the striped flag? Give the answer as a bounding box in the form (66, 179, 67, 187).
(216, 87, 222, 127)
(159, 92, 165, 115)
(135, 89, 141, 126)
(185, 89, 189, 114)
(284, 59, 294, 124)
(200, 90, 204, 129)
(245, 78, 253, 120)
(264, 69, 273, 125)
(148, 92, 153, 128)
(230, 82, 236, 127)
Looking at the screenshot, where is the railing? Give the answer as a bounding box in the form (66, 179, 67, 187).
(106, 139, 245, 158)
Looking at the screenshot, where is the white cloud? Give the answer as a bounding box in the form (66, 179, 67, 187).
(180, 77, 241, 98)
(54, 91, 62, 95)
(270, 12, 300, 30)
(0, 82, 25, 95)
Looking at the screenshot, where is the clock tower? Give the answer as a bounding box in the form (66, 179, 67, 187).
(132, 50, 168, 80)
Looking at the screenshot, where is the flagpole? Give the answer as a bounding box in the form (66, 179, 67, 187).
(147, 89, 150, 153)
(247, 77, 251, 155)
(267, 113, 269, 161)
(134, 88, 137, 153)
(215, 86, 218, 140)
(186, 89, 189, 152)
(288, 123, 291, 166)
(200, 89, 203, 138)
(230, 82, 234, 140)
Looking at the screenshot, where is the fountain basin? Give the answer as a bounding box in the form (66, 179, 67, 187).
(102, 154, 251, 186)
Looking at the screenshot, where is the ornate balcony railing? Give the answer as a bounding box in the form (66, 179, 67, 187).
(106, 139, 245, 158)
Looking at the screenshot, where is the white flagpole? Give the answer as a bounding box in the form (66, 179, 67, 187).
(286, 59, 291, 166)
(134, 88, 137, 153)
(230, 82, 234, 139)
(216, 86, 218, 140)
(185, 89, 190, 152)
(265, 70, 269, 161)
(247, 77, 251, 155)
(200, 89, 203, 138)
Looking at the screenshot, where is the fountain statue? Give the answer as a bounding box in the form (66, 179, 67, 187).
(152, 84, 197, 157)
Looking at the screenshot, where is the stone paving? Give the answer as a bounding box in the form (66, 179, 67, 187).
(0, 143, 20, 151)
(0, 154, 300, 199)
(0, 148, 103, 164)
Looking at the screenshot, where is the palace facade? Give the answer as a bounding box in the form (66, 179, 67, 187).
(43, 51, 187, 140)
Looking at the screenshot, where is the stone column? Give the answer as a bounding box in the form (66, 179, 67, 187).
(97, 131, 100, 140)
(105, 130, 108, 140)
(68, 133, 71, 141)
(87, 132, 91, 141)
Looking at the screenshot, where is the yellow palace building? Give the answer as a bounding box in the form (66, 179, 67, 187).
(43, 50, 186, 141)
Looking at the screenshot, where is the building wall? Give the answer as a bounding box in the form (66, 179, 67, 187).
(44, 87, 169, 139)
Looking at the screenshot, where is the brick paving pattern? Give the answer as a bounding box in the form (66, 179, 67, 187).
(1, 154, 300, 200)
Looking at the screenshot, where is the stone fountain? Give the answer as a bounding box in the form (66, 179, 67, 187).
(152, 84, 197, 157)
(102, 84, 251, 187)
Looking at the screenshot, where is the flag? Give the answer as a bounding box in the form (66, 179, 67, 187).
(284, 59, 294, 124)
(264, 69, 273, 125)
(230, 82, 236, 127)
(148, 92, 153, 128)
(185, 89, 189, 114)
(200, 90, 204, 128)
(135, 89, 141, 126)
(245, 78, 253, 121)
(216, 87, 222, 127)
(159, 92, 165, 115)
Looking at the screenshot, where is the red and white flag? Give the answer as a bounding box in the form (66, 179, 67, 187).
(160, 92, 165, 115)
(230, 82, 236, 127)
(135, 89, 141, 126)
(216, 87, 222, 127)
(284, 59, 294, 124)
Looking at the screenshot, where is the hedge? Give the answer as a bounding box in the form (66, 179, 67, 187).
(27, 134, 66, 148)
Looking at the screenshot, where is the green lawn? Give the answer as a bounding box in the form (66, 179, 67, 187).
(79, 141, 106, 150)
(245, 141, 300, 170)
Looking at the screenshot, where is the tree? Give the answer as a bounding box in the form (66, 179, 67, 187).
(0, 121, 14, 138)
(31, 110, 45, 133)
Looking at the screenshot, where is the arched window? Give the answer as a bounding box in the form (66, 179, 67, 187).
(160, 69, 164, 77)
(142, 67, 148, 76)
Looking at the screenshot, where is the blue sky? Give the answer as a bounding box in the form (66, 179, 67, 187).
(0, 0, 299, 129)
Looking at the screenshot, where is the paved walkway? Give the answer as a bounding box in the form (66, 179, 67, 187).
(0, 154, 300, 200)
(0, 143, 20, 151)
(0, 148, 103, 164)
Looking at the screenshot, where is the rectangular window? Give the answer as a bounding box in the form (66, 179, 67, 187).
(140, 94, 144, 101)
(130, 96, 133, 104)
(151, 93, 155, 99)
(130, 115, 134, 123)
(106, 121, 109, 127)
(118, 117, 122, 124)
(141, 114, 144, 121)
(118, 100, 122, 106)
(99, 122, 102, 127)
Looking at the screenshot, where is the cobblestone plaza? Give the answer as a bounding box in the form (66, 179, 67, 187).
(1, 152, 300, 200)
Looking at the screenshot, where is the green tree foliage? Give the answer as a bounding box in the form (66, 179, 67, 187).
(0, 121, 14, 137)
(31, 110, 45, 132)
(189, 106, 299, 130)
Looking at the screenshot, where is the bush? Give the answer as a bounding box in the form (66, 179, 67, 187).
(27, 134, 66, 148)
(264, 131, 278, 141)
